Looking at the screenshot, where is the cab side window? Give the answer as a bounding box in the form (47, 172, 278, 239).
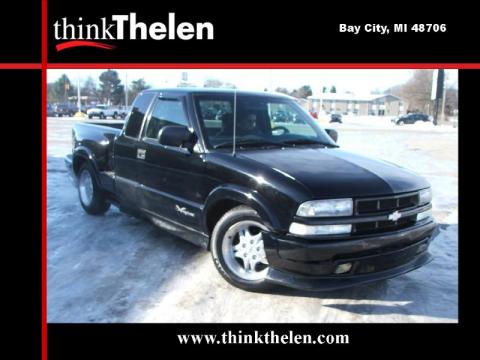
(124, 93, 155, 138)
(145, 98, 188, 139)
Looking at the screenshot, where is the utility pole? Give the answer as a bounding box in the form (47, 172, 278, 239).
(432, 69, 445, 126)
(440, 82, 447, 123)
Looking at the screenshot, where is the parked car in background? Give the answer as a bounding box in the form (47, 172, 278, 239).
(392, 113, 431, 125)
(117, 105, 131, 119)
(47, 104, 56, 117)
(87, 105, 125, 119)
(52, 103, 78, 117)
(330, 113, 343, 123)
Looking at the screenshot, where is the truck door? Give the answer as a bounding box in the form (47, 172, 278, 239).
(136, 95, 205, 230)
(113, 92, 155, 209)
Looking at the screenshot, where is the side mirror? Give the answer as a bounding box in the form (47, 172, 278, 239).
(158, 125, 196, 151)
(325, 128, 338, 142)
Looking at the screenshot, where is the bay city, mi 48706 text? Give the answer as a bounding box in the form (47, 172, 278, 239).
(339, 23, 447, 35)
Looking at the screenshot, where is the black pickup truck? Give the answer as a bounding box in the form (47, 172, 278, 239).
(65, 88, 437, 292)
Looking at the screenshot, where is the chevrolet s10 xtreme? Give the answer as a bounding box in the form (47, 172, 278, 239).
(65, 89, 437, 292)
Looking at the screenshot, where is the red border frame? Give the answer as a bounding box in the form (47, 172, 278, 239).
(41, 63, 470, 360)
(3, 1, 473, 359)
(46, 63, 480, 69)
(41, 1, 47, 360)
(0, 64, 42, 69)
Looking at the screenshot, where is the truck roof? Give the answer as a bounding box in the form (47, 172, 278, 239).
(141, 87, 295, 99)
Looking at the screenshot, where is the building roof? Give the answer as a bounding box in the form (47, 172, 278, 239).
(307, 93, 401, 102)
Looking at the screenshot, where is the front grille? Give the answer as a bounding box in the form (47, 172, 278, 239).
(353, 214, 417, 235)
(351, 192, 423, 235)
(356, 192, 419, 215)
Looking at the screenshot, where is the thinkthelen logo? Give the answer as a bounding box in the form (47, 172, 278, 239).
(53, 12, 214, 51)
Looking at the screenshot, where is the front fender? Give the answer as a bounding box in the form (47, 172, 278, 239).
(202, 184, 282, 234)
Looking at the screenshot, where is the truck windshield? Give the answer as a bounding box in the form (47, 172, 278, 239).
(195, 94, 337, 150)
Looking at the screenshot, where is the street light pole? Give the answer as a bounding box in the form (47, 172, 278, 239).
(125, 72, 128, 106)
(77, 77, 81, 113)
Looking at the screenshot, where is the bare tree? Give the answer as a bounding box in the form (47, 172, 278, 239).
(389, 70, 434, 114)
(82, 76, 100, 104)
(444, 87, 458, 116)
(275, 87, 289, 95)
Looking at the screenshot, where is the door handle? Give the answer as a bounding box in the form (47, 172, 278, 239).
(137, 148, 146, 160)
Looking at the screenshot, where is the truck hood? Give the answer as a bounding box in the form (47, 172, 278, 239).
(238, 147, 429, 198)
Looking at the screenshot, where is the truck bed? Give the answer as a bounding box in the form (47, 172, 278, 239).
(71, 121, 123, 174)
(79, 120, 125, 130)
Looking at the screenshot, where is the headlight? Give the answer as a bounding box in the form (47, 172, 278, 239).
(417, 209, 432, 222)
(296, 198, 353, 217)
(419, 188, 432, 205)
(289, 223, 352, 236)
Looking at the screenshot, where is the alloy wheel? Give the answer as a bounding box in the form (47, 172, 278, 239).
(221, 220, 269, 281)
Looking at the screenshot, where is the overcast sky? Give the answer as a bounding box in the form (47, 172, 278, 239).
(47, 69, 458, 95)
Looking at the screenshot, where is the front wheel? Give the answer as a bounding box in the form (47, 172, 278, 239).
(77, 163, 110, 215)
(211, 206, 273, 292)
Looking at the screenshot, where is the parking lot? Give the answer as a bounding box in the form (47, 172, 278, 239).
(47, 116, 458, 323)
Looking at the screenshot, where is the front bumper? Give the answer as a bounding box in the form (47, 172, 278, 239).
(262, 220, 437, 291)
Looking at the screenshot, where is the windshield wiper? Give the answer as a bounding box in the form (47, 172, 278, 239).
(281, 139, 338, 147)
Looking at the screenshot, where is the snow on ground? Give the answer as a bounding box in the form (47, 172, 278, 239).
(47, 117, 458, 323)
(318, 114, 457, 132)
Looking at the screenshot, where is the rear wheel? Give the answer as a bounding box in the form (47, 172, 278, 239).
(211, 206, 273, 292)
(77, 163, 110, 215)
(100, 112, 105, 119)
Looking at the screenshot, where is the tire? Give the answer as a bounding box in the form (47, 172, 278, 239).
(397, 120, 404, 126)
(88, 115, 93, 119)
(100, 112, 105, 119)
(210, 206, 274, 292)
(113, 112, 118, 119)
(77, 163, 110, 215)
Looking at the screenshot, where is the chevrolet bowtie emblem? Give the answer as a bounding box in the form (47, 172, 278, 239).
(388, 210, 402, 221)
